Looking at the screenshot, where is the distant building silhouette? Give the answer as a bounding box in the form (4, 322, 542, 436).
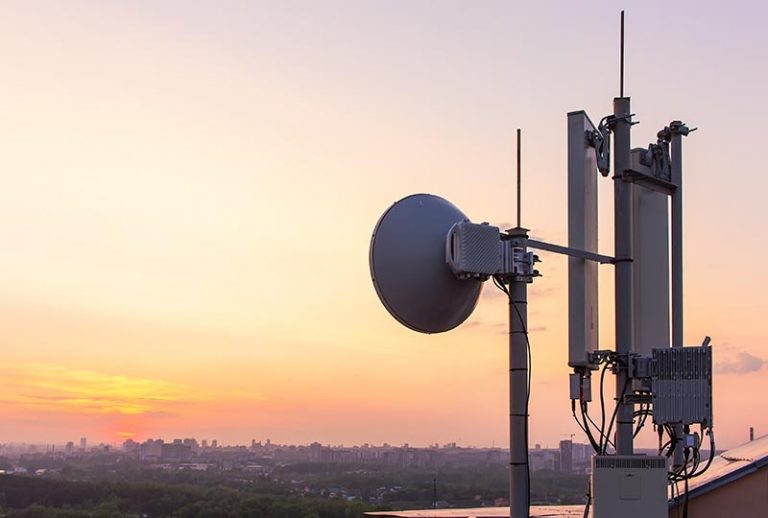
(559, 440, 573, 473)
(161, 443, 192, 463)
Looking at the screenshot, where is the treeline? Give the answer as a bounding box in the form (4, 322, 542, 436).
(273, 464, 588, 507)
(0, 475, 387, 518)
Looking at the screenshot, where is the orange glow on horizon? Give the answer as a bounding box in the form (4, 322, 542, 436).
(0, 364, 196, 416)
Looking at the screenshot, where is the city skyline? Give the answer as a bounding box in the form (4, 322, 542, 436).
(0, 1, 766, 450)
(0, 435, 662, 450)
(0, 433, 628, 474)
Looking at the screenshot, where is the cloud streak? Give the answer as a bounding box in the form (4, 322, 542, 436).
(0, 364, 196, 415)
(460, 320, 547, 335)
(481, 284, 558, 300)
(715, 351, 765, 374)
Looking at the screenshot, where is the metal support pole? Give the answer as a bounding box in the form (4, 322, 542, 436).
(508, 228, 529, 518)
(671, 131, 683, 348)
(613, 97, 634, 455)
(517, 129, 522, 228)
(670, 125, 685, 468)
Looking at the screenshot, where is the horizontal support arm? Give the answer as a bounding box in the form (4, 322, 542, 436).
(527, 239, 617, 265)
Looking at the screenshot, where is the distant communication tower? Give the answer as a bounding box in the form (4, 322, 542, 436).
(368, 11, 713, 518)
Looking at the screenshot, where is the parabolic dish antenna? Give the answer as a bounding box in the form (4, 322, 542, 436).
(369, 193, 482, 333)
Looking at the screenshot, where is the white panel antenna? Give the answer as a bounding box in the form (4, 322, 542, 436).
(567, 111, 601, 368)
(632, 183, 670, 357)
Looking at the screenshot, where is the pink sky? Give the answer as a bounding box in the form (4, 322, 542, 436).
(0, 1, 765, 450)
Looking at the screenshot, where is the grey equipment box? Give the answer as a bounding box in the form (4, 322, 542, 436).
(592, 455, 668, 518)
(651, 345, 713, 427)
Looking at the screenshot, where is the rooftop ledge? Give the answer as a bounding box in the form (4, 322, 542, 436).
(366, 506, 584, 517)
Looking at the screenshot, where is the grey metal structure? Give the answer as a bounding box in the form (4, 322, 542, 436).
(670, 121, 692, 469)
(651, 345, 713, 427)
(592, 456, 668, 518)
(506, 227, 531, 518)
(561, 14, 711, 517)
(613, 96, 635, 456)
(671, 124, 686, 351)
(369, 11, 711, 518)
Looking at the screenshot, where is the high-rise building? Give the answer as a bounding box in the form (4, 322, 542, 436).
(309, 442, 322, 463)
(79, 437, 87, 450)
(161, 443, 192, 463)
(123, 439, 139, 454)
(211, 439, 218, 449)
(139, 439, 164, 461)
(559, 440, 573, 473)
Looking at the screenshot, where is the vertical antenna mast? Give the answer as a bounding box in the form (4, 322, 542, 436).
(516, 128, 522, 227)
(620, 10, 625, 97)
(509, 130, 530, 518)
(613, 8, 634, 455)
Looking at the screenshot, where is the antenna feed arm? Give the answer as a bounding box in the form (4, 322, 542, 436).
(585, 113, 637, 178)
(658, 120, 696, 142)
(605, 113, 638, 130)
(586, 117, 613, 177)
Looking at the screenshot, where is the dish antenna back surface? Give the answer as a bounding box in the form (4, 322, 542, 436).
(369, 193, 482, 334)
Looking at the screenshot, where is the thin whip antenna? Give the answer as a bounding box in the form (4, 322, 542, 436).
(620, 10, 625, 97)
(516, 128, 522, 227)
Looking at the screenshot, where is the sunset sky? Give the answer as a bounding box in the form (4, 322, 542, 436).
(0, 1, 766, 450)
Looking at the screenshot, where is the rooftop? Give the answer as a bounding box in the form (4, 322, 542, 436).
(368, 434, 768, 518)
(674, 432, 768, 502)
